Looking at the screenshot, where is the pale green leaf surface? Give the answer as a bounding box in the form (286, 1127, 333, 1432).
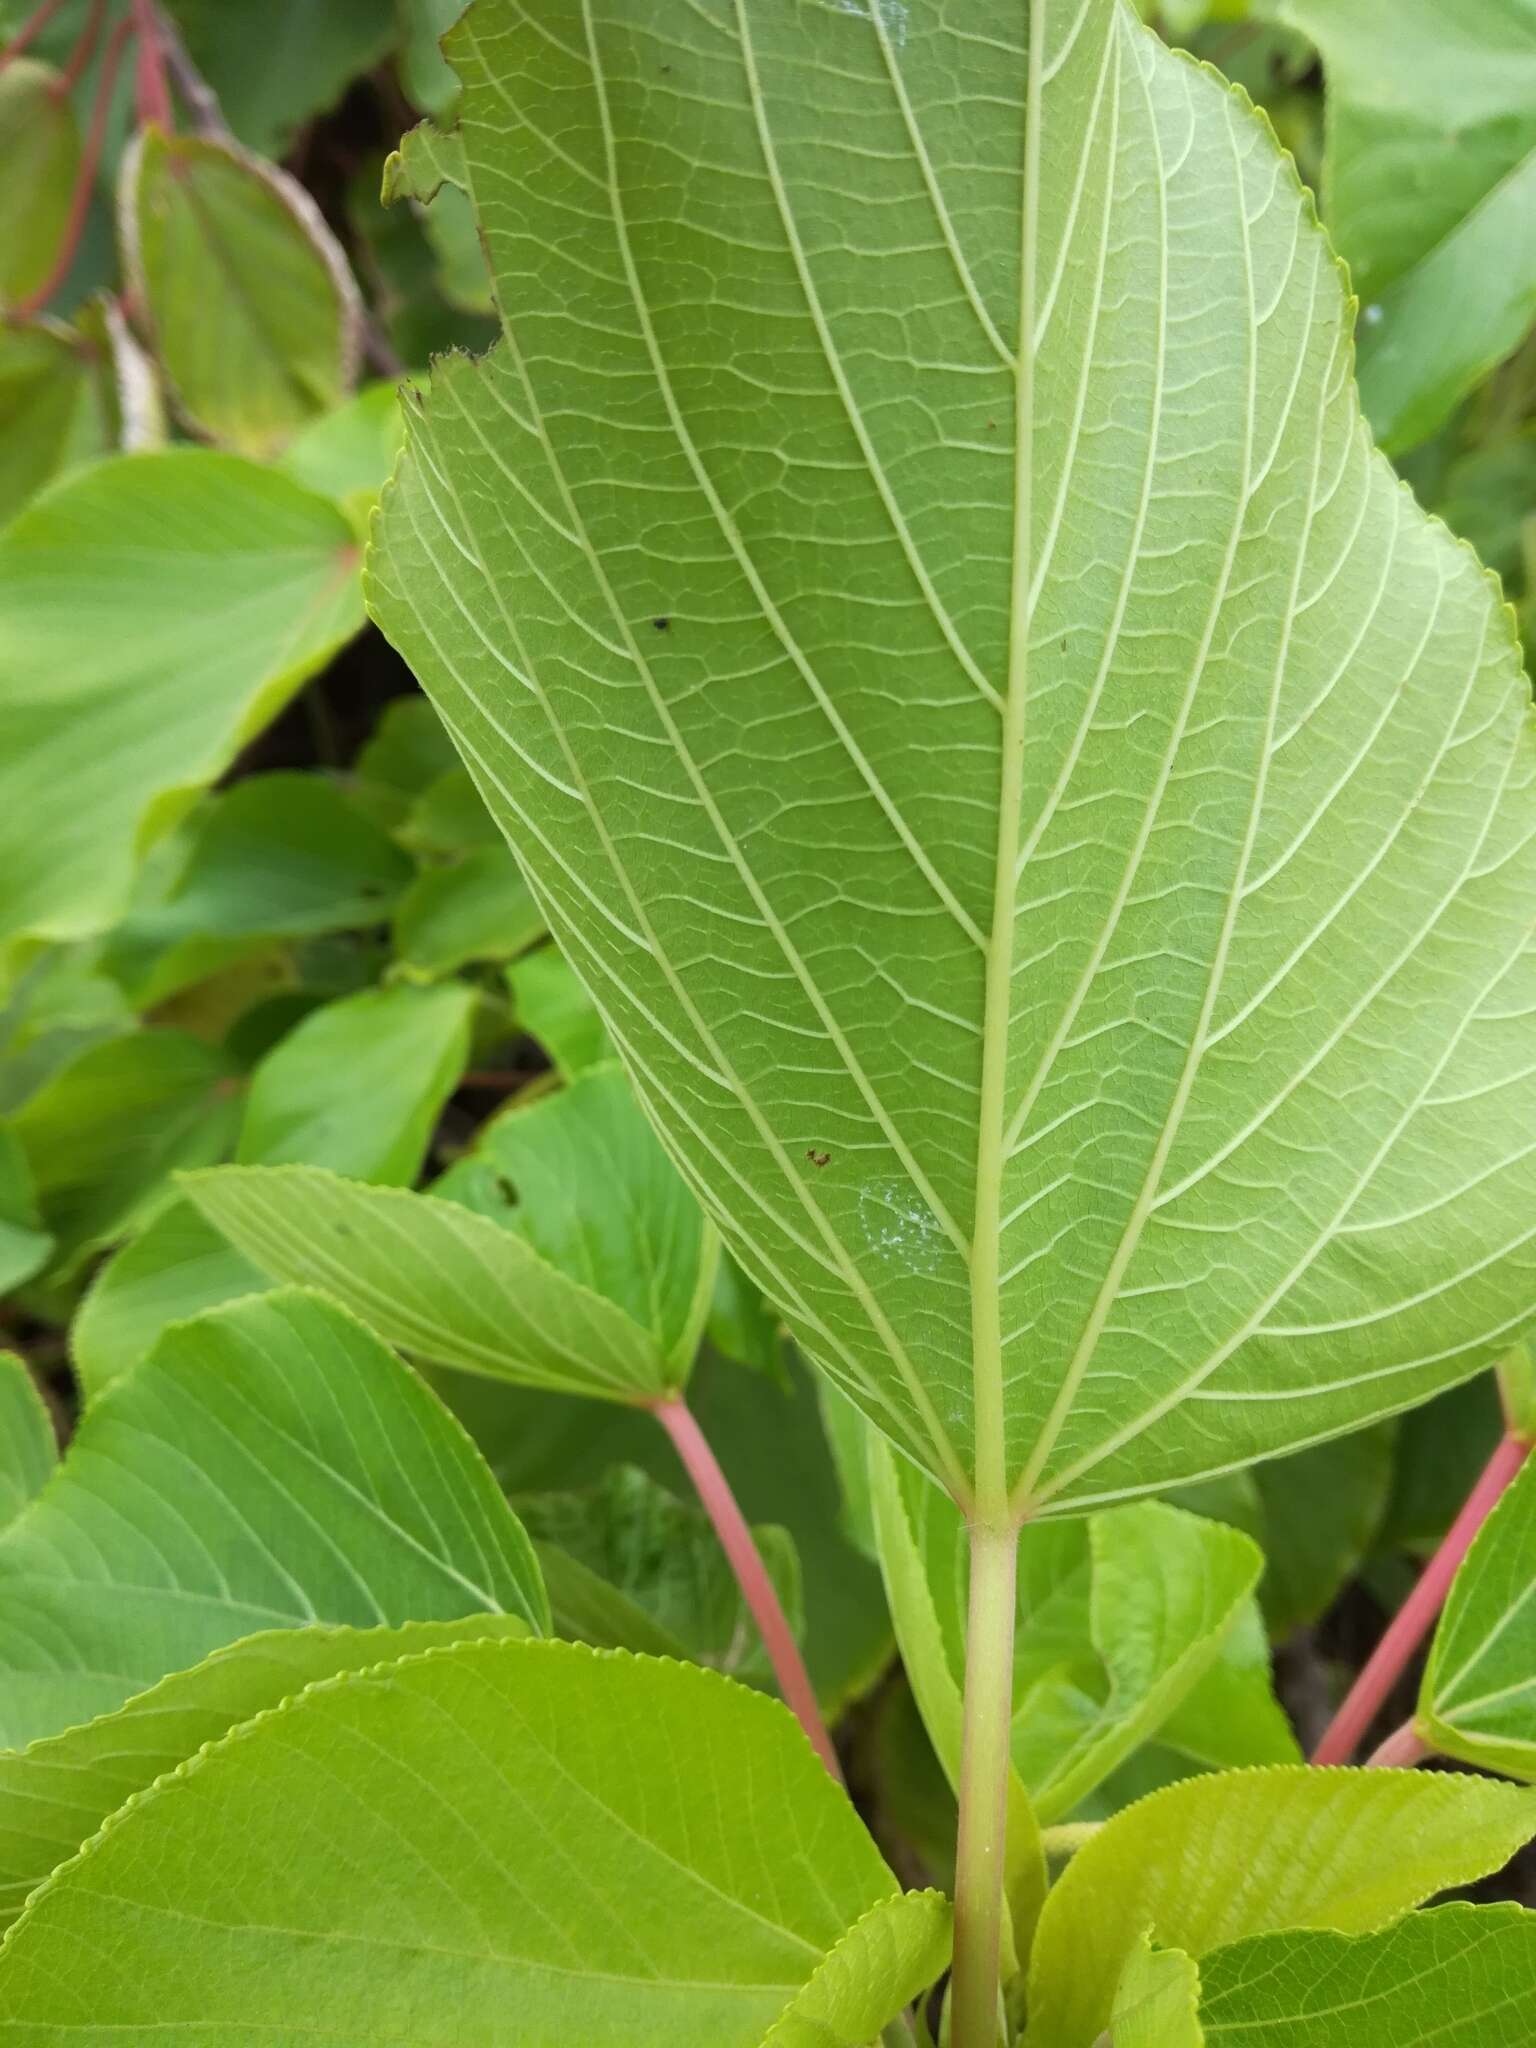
(0, 61, 76, 310)
(759, 1891, 952, 2048)
(184, 1163, 683, 1398)
(123, 130, 361, 458)
(0, 1287, 547, 1749)
(0, 450, 363, 981)
(0, 1126, 52, 1297)
(69, 1199, 266, 1404)
(0, 1639, 899, 2045)
(234, 981, 474, 1183)
(277, 382, 408, 530)
(368, 0, 1536, 1518)
(1109, 1935, 1202, 2048)
(9, 1030, 239, 1273)
(0, 319, 119, 530)
(506, 944, 612, 1076)
(391, 843, 544, 976)
(1421, 1448, 1536, 1777)
(0, 1613, 529, 1932)
(0, 1356, 54, 1529)
(1024, 1767, 1536, 2048)
(1198, 1903, 1536, 2044)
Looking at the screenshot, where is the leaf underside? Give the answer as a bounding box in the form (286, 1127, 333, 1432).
(368, 0, 1536, 1519)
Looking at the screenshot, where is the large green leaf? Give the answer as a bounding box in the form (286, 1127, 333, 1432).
(1419, 1448, 1536, 1777)
(1023, 1767, 1536, 2047)
(1274, 0, 1536, 451)
(122, 130, 361, 458)
(368, 0, 1536, 1521)
(0, 1614, 529, 1932)
(758, 1892, 952, 2048)
(1199, 1904, 1536, 2045)
(0, 1287, 547, 1748)
(0, 1639, 906, 2044)
(0, 450, 363, 983)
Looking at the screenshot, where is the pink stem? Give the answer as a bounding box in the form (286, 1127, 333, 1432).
(129, 0, 169, 127)
(1312, 1431, 1531, 1766)
(653, 1395, 843, 1782)
(1367, 1720, 1430, 1770)
(12, 11, 134, 321)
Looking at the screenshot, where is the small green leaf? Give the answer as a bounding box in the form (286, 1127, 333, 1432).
(1199, 1903, 1536, 2044)
(0, 1354, 54, 1528)
(0, 1124, 52, 1295)
(0, 60, 77, 311)
(1024, 1768, 1536, 2048)
(9, 1029, 239, 1274)
(506, 943, 612, 1077)
(0, 450, 363, 982)
(0, 1639, 902, 2044)
(0, 1613, 529, 1932)
(1421, 1449, 1536, 1778)
(123, 129, 361, 457)
(382, 117, 469, 206)
(521, 1462, 802, 1684)
(235, 980, 474, 1182)
(0, 1287, 547, 1748)
(277, 382, 407, 531)
(391, 844, 545, 977)
(1109, 1934, 1202, 2048)
(399, 765, 503, 857)
(101, 772, 413, 1008)
(0, 314, 125, 530)
(350, 694, 459, 831)
(759, 1891, 952, 2048)
(69, 1198, 265, 1403)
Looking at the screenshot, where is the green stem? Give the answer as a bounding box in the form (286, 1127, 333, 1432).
(949, 1520, 1020, 2048)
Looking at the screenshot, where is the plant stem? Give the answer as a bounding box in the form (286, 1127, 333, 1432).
(1367, 1720, 1430, 1769)
(949, 1520, 1019, 2048)
(1311, 1430, 1531, 1765)
(0, 0, 71, 70)
(652, 1394, 842, 1782)
(1040, 1820, 1100, 1859)
(130, 0, 169, 127)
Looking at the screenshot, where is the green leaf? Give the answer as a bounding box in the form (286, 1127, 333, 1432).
(399, 765, 504, 856)
(101, 772, 413, 1008)
(69, 1198, 265, 1403)
(1198, 1903, 1536, 2044)
(0, 313, 125, 530)
(391, 843, 545, 977)
(1023, 1767, 1536, 2048)
(507, 943, 612, 1076)
(9, 1029, 239, 1274)
(368, 0, 1536, 1520)
(1378, 1373, 1503, 1555)
(122, 129, 361, 458)
(0, 1287, 547, 1749)
(759, 1891, 952, 2048)
(234, 980, 474, 1182)
(1276, 0, 1536, 451)
(1420, 1448, 1536, 1777)
(382, 118, 492, 314)
(0, 1124, 52, 1295)
(522, 1463, 802, 1684)
(1109, 1934, 1203, 2048)
(350, 693, 459, 831)
(397, 0, 469, 115)
(184, 1161, 672, 1397)
(0, 60, 77, 312)
(166, 0, 400, 157)
(1250, 1425, 1395, 1636)
(0, 1613, 529, 1932)
(0, 450, 363, 982)
(0, 1354, 54, 1528)
(0, 1638, 902, 2044)
(277, 382, 408, 531)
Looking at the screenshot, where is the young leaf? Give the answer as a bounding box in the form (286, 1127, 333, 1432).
(759, 1891, 953, 2048)
(0, 1639, 906, 2045)
(367, 0, 1536, 1522)
(0, 1613, 529, 1932)
(390, 843, 545, 977)
(1275, 0, 1536, 450)
(0, 317, 123, 529)
(277, 381, 407, 528)
(0, 1287, 547, 1748)
(0, 450, 363, 981)
(0, 1123, 52, 1294)
(0, 59, 77, 312)
(1110, 1934, 1203, 2048)
(234, 980, 474, 1182)
(0, 1355, 54, 1528)
(122, 129, 362, 458)
(1023, 1768, 1536, 2048)
(1198, 1903, 1536, 2044)
(1419, 1447, 1536, 1778)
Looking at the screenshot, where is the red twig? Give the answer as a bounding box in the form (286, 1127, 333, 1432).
(0, 0, 71, 71)
(53, 0, 104, 92)
(129, 0, 169, 128)
(12, 11, 135, 320)
(653, 1394, 843, 1782)
(1367, 1721, 1430, 1770)
(1312, 1431, 1531, 1766)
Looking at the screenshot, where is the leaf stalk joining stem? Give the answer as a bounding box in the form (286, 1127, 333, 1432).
(949, 1519, 1020, 2048)
(651, 1394, 842, 1782)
